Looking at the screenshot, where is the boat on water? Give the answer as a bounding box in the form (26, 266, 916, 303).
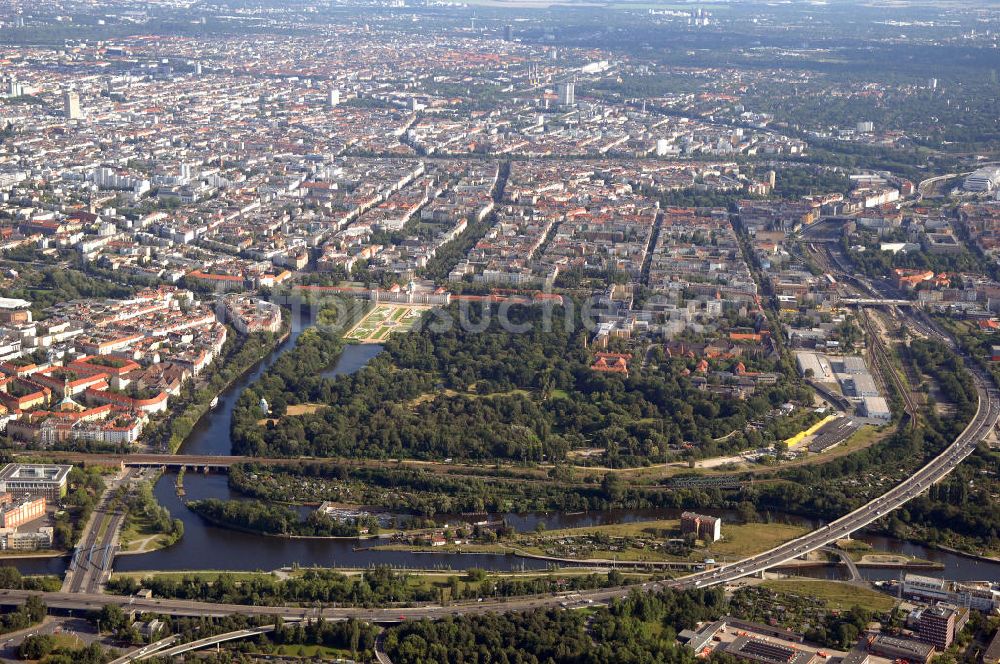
(209, 396, 219, 409)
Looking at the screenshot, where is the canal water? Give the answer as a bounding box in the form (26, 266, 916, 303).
(120, 306, 544, 572)
(6, 307, 1000, 581)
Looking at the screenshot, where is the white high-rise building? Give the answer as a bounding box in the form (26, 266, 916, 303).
(964, 167, 1000, 193)
(328, 89, 340, 108)
(63, 90, 81, 120)
(557, 80, 575, 106)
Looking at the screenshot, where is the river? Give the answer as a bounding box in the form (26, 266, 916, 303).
(120, 306, 547, 573)
(6, 307, 1000, 582)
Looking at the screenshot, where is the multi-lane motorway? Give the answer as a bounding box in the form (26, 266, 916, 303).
(667, 251, 1000, 590)
(672, 361, 997, 591)
(64, 470, 135, 594)
(1, 346, 994, 621)
(5, 263, 996, 628)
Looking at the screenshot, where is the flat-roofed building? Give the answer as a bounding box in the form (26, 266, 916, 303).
(725, 635, 818, 664)
(964, 167, 1000, 193)
(681, 511, 722, 542)
(839, 650, 870, 664)
(861, 396, 891, 421)
(0, 464, 71, 500)
(983, 625, 1000, 664)
(0, 496, 46, 528)
(846, 373, 879, 398)
(867, 635, 935, 664)
(835, 355, 868, 375)
(903, 573, 950, 603)
(796, 352, 827, 380)
(919, 606, 957, 650)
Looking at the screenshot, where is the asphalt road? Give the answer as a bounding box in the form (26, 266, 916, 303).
(9, 269, 995, 625)
(65, 471, 133, 594)
(7, 306, 992, 621)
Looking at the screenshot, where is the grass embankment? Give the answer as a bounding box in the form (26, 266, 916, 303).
(832, 539, 934, 566)
(119, 512, 177, 554)
(761, 578, 897, 612)
(112, 570, 279, 583)
(267, 644, 354, 659)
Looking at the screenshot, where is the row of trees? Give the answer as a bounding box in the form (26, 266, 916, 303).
(384, 587, 727, 664)
(52, 467, 108, 550)
(105, 567, 629, 608)
(111, 480, 183, 549)
(188, 498, 375, 538)
(0, 567, 61, 592)
(0, 595, 45, 636)
(229, 462, 731, 516)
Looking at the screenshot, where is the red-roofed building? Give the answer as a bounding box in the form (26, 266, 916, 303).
(591, 352, 632, 377)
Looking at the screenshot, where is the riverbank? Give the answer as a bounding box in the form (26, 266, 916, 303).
(164, 324, 291, 453)
(365, 519, 810, 568)
(931, 543, 1000, 564)
(0, 551, 68, 560)
(109, 566, 634, 582)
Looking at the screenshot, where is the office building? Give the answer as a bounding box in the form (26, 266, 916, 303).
(557, 80, 575, 106)
(328, 89, 340, 108)
(6, 78, 23, 98)
(0, 527, 53, 551)
(503, 24, 513, 41)
(964, 167, 1000, 193)
(903, 574, 950, 602)
(681, 511, 722, 542)
(63, 90, 81, 120)
(918, 607, 956, 650)
(0, 497, 46, 528)
(0, 464, 71, 500)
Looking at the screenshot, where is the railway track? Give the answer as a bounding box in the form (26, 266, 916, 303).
(859, 307, 920, 427)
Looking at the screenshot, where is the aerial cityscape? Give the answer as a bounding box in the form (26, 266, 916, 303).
(0, 0, 998, 661)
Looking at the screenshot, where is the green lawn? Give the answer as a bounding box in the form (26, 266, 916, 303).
(111, 570, 279, 583)
(535, 519, 808, 560)
(761, 578, 897, 612)
(268, 643, 354, 659)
